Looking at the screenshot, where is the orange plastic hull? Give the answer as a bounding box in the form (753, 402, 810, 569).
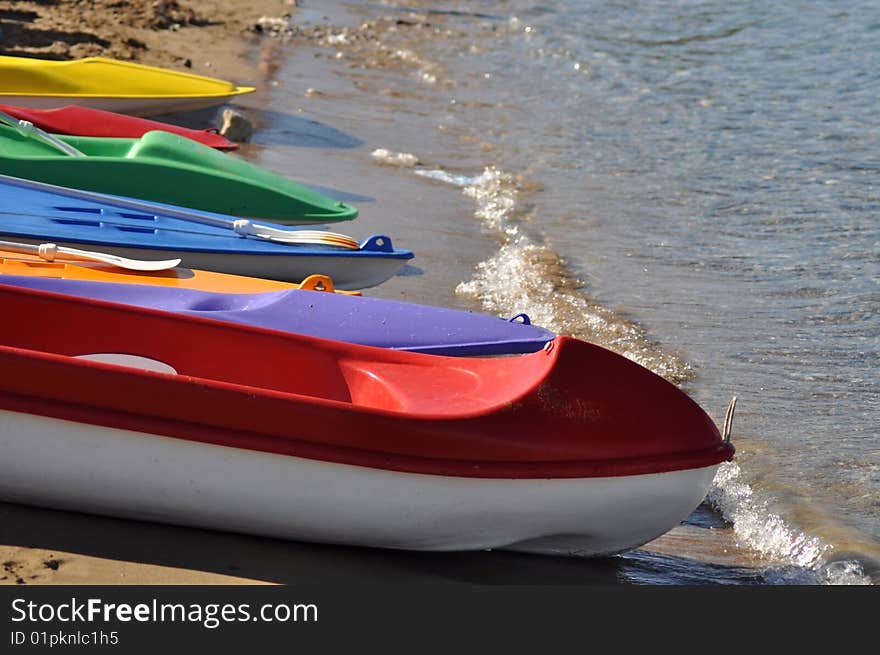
(0, 248, 358, 295)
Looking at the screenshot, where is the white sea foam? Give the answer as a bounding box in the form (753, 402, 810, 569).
(455, 241, 692, 382)
(370, 148, 420, 168)
(325, 32, 350, 46)
(708, 462, 873, 585)
(461, 167, 520, 235)
(414, 167, 517, 222)
(413, 168, 476, 187)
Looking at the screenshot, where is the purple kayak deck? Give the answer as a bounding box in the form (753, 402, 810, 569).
(0, 276, 555, 356)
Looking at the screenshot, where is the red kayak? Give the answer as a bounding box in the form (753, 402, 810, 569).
(0, 283, 734, 553)
(0, 103, 238, 150)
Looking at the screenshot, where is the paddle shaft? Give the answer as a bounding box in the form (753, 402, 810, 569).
(0, 209, 360, 249)
(0, 110, 87, 157)
(0, 172, 345, 244)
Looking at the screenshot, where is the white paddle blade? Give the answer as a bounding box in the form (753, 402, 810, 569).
(258, 230, 360, 248)
(54, 245, 182, 271)
(232, 220, 360, 248)
(0, 239, 181, 271)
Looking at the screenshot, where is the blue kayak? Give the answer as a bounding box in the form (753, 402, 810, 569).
(0, 174, 413, 290)
(0, 276, 556, 356)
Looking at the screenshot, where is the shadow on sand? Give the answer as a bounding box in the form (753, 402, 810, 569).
(0, 502, 627, 585)
(148, 106, 363, 151)
(250, 109, 364, 150)
(0, 501, 769, 585)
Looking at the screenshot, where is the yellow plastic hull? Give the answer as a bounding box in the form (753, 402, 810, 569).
(0, 56, 254, 116)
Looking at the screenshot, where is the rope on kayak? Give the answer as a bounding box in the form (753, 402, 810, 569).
(722, 396, 737, 444)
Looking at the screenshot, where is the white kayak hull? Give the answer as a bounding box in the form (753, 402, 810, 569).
(0, 95, 245, 118)
(6, 239, 408, 290)
(0, 409, 719, 553)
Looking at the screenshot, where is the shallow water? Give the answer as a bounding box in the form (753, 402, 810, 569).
(249, 0, 879, 584)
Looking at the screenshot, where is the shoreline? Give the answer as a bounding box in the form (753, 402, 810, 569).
(0, 1, 756, 586)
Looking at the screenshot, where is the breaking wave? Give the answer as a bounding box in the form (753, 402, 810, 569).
(709, 461, 875, 585)
(418, 166, 694, 384)
(422, 164, 876, 584)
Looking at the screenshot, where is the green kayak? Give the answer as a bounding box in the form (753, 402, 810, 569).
(0, 123, 357, 224)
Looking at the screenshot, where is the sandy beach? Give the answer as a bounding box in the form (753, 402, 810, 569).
(0, 0, 291, 79)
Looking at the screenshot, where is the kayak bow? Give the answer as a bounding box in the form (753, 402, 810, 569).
(0, 124, 358, 223)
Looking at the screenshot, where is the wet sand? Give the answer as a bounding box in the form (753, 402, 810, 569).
(0, 1, 749, 585)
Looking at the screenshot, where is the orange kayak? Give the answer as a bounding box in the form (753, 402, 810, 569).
(0, 248, 359, 295)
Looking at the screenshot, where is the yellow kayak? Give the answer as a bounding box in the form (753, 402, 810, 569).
(0, 248, 359, 295)
(0, 56, 254, 116)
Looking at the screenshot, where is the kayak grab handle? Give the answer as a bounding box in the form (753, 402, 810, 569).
(361, 235, 394, 252)
(299, 274, 336, 293)
(298, 274, 362, 296)
(508, 313, 532, 325)
(722, 396, 737, 444)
